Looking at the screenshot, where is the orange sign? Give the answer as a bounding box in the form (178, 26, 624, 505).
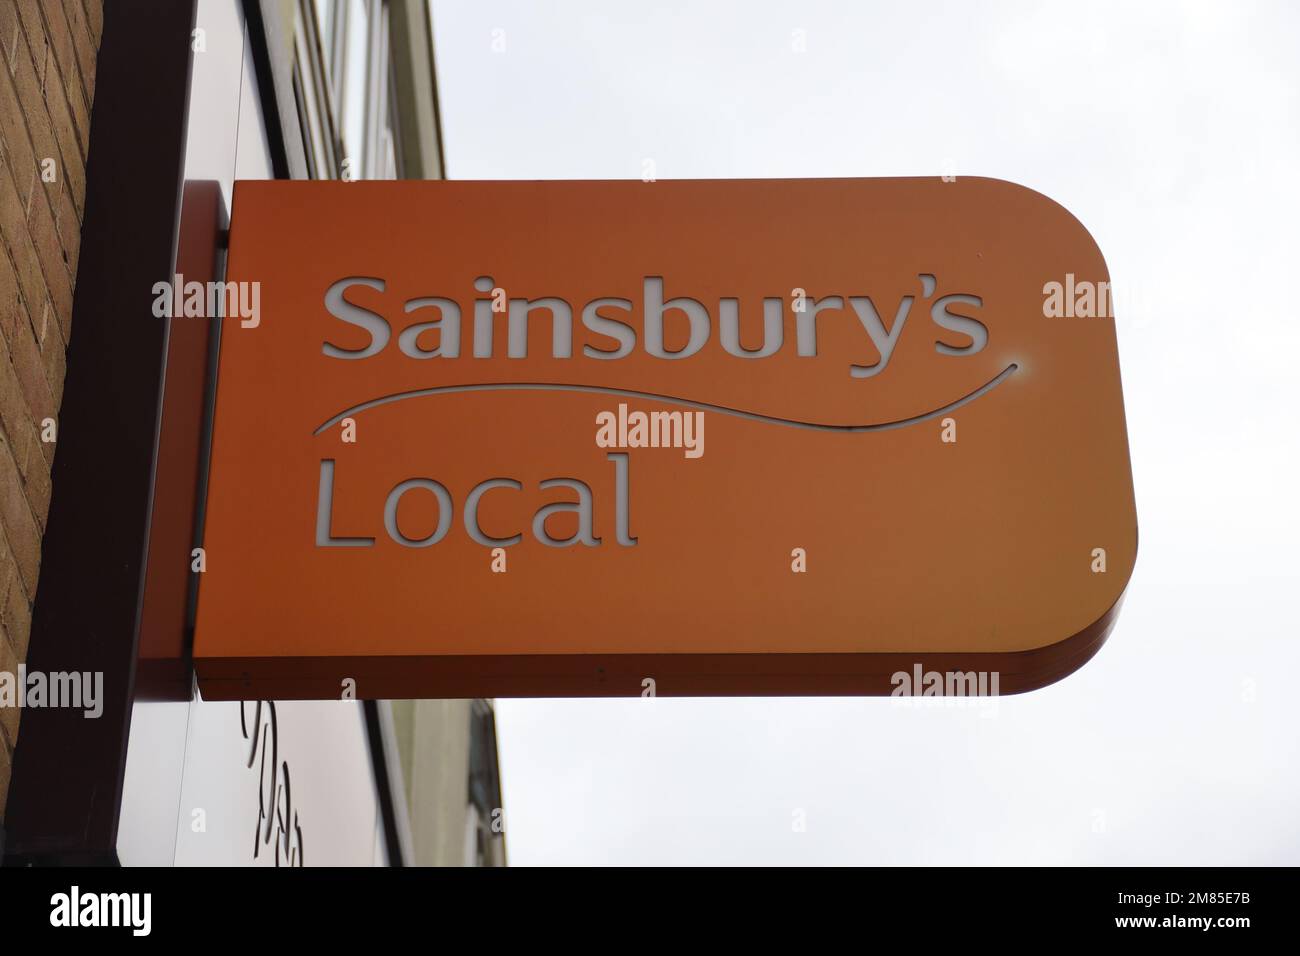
(194, 178, 1136, 699)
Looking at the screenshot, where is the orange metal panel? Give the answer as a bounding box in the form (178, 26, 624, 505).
(194, 177, 1136, 699)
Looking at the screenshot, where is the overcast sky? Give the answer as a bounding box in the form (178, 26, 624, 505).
(429, 0, 1300, 865)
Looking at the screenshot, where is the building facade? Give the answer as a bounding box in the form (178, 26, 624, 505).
(0, 0, 503, 867)
(0, 0, 102, 830)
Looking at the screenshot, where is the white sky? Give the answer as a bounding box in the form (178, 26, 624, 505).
(429, 0, 1300, 865)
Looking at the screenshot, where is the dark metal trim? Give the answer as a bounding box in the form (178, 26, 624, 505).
(195, 591, 1123, 701)
(3, 0, 198, 865)
(362, 701, 406, 867)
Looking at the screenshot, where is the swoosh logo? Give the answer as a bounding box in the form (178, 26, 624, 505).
(312, 363, 1018, 436)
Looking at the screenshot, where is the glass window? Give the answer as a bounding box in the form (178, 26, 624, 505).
(296, 0, 402, 181)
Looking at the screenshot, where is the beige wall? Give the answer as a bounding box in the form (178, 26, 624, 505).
(0, 0, 102, 821)
(390, 698, 474, 866)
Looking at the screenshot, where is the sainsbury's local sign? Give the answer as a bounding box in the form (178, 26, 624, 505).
(193, 177, 1136, 699)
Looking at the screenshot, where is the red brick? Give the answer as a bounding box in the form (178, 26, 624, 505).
(43, 55, 83, 171)
(3, 299, 55, 427)
(37, 0, 77, 104)
(39, 35, 54, 92)
(63, 0, 95, 106)
(0, 431, 40, 597)
(0, 166, 52, 321)
(26, 98, 79, 222)
(25, 189, 73, 336)
(14, 15, 46, 94)
(6, 560, 28, 620)
(0, 333, 37, 472)
(53, 181, 79, 274)
(0, 514, 13, 592)
(0, 63, 40, 211)
(12, 2, 47, 67)
(3, 567, 30, 658)
(2, 558, 32, 658)
(0, 151, 36, 224)
(0, 253, 46, 344)
(84, 1, 103, 51)
(8, 11, 46, 111)
(68, 63, 90, 157)
(54, 282, 71, 345)
(7, 35, 80, 221)
(39, 304, 65, 404)
(8, 27, 46, 119)
(16, 409, 44, 476)
(22, 446, 50, 525)
(3, 321, 58, 470)
(0, 247, 21, 344)
(0, 3, 20, 77)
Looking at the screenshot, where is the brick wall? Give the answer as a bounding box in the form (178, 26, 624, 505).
(0, 0, 103, 823)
